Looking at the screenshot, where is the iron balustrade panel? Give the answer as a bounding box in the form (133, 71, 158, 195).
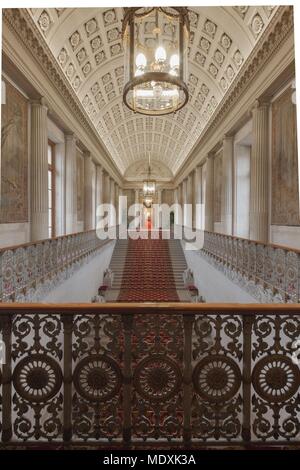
(71, 313, 124, 441)
(200, 230, 300, 303)
(0, 305, 299, 446)
(130, 314, 184, 441)
(0, 231, 110, 302)
(191, 313, 243, 441)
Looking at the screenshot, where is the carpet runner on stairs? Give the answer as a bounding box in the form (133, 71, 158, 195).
(117, 235, 180, 302)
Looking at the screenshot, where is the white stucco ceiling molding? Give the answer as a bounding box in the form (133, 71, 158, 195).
(124, 159, 174, 182)
(175, 5, 294, 184)
(2, 7, 124, 184)
(27, 7, 276, 179)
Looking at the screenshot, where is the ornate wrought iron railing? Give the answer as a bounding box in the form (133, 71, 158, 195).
(200, 231, 300, 303)
(0, 303, 299, 448)
(0, 231, 111, 302)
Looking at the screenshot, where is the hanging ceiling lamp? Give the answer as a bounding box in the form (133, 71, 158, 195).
(143, 152, 156, 195)
(122, 7, 190, 115)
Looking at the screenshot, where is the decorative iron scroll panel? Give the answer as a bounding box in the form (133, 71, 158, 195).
(0, 309, 299, 445)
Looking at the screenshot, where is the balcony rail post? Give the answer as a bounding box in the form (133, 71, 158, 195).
(183, 313, 195, 445)
(122, 313, 133, 444)
(242, 314, 254, 444)
(62, 313, 74, 443)
(0, 314, 12, 443)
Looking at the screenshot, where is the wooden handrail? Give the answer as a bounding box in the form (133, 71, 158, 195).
(201, 228, 300, 254)
(0, 228, 98, 254)
(0, 302, 299, 314)
(181, 224, 300, 254)
(1, 226, 300, 254)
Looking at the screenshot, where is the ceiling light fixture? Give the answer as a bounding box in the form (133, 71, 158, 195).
(122, 7, 190, 115)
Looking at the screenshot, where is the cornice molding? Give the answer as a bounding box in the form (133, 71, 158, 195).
(2, 7, 123, 184)
(175, 5, 294, 184)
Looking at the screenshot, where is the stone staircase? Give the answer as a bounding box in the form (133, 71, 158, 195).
(104, 236, 191, 302)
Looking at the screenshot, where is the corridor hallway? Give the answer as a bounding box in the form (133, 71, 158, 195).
(1, 5, 300, 452)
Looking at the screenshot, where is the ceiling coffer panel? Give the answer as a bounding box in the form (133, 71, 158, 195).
(30, 6, 278, 177)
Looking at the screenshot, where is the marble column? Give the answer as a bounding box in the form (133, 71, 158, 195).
(174, 187, 179, 225)
(115, 184, 120, 225)
(178, 183, 183, 224)
(195, 165, 202, 229)
(110, 179, 116, 226)
(250, 101, 269, 243)
(221, 135, 234, 235)
(65, 133, 77, 234)
(84, 151, 94, 231)
(30, 99, 49, 241)
(157, 189, 162, 228)
(186, 173, 193, 228)
(96, 165, 103, 209)
(95, 164, 103, 228)
(102, 171, 110, 230)
(205, 154, 214, 231)
(182, 178, 188, 226)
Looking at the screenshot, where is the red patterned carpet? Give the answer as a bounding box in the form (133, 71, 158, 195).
(117, 235, 179, 302)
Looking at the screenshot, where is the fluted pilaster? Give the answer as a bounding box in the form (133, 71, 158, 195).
(186, 173, 193, 228)
(30, 99, 48, 241)
(110, 179, 116, 226)
(96, 165, 103, 210)
(205, 155, 214, 231)
(182, 179, 188, 226)
(221, 135, 234, 235)
(250, 101, 269, 243)
(84, 151, 94, 230)
(65, 133, 77, 234)
(195, 165, 202, 229)
(174, 188, 179, 225)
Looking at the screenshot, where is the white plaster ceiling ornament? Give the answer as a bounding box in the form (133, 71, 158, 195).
(29, 6, 278, 177)
(234, 6, 249, 19)
(251, 14, 265, 38)
(38, 10, 51, 33)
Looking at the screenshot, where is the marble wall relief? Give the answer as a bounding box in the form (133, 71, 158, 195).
(272, 87, 299, 226)
(0, 80, 28, 223)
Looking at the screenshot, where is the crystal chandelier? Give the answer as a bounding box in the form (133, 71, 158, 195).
(122, 7, 189, 115)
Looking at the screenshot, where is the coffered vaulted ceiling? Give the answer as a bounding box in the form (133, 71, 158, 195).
(30, 6, 277, 179)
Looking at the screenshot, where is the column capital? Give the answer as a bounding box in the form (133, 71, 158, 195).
(206, 152, 215, 160)
(83, 149, 91, 159)
(30, 97, 48, 109)
(64, 132, 76, 142)
(223, 133, 234, 142)
(251, 99, 270, 112)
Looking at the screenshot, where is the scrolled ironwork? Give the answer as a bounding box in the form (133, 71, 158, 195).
(0, 304, 299, 446)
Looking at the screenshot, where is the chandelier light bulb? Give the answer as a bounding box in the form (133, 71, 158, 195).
(170, 53, 179, 69)
(136, 52, 147, 68)
(155, 46, 167, 62)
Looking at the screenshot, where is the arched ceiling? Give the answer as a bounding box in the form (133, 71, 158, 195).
(30, 6, 277, 178)
(124, 159, 173, 182)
